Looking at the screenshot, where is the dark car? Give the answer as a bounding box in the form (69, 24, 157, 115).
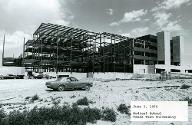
(34, 74, 44, 79)
(45, 77, 93, 91)
(3, 74, 19, 79)
(0, 75, 4, 79)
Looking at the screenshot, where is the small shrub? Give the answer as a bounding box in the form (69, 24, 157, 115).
(51, 97, 61, 106)
(83, 107, 101, 123)
(76, 97, 89, 106)
(0, 109, 6, 121)
(180, 84, 191, 89)
(52, 99, 61, 106)
(7, 110, 28, 125)
(117, 104, 130, 115)
(30, 94, 40, 103)
(0, 103, 117, 125)
(25, 96, 30, 100)
(89, 100, 95, 104)
(70, 95, 76, 98)
(72, 103, 78, 108)
(180, 97, 192, 104)
(102, 108, 116, 122)
(43, 120, 68, 125)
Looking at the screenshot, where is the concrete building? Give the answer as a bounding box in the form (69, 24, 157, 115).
(157, 31, 171, 65)
(171, 36, 184, 66)
(134, 31, 185, 73)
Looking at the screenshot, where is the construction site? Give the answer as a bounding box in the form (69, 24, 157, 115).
(22, 23, 162, 73)
(0, 23, 189, 74)
(23, 23, 135, 73)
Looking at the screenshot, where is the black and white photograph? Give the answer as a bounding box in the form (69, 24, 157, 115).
(0, 0, 192, 125)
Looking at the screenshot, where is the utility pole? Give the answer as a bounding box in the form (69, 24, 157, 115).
(2, 34, 5, 66)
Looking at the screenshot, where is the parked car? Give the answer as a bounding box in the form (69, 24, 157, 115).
(33, 73, 53, 79)
(57, 75, 69, 78)
(45, 77, 93, 91)
(17, 75, 25, 79)
(33, 74, 44, 79)
(3, 74, 19, 79)
(0, 75, 4, 79)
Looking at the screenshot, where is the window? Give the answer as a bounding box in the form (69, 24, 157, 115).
(66, 78, 71, 82)
(57, 77, 67, 81)
(134, 59, 144, 64)
(134, 51, 144, 56)
(70, 77, 78, 81)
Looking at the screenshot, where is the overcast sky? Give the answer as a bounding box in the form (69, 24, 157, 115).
(0, 0, 192, 64)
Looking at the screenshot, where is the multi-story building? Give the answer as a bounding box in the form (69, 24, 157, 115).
(23, 23, 185, 73)
(171, 36, 184, 66)
(133, 34, 157, 65)
(135, 31, 185, 73)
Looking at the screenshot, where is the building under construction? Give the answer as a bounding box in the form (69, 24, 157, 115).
(23, 23, 135, 73)
(23, 23, 184, 73)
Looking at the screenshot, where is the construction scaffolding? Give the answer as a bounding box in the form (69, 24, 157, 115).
(23, 23, 134, 73)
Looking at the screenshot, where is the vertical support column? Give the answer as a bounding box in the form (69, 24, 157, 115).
(157, 31, 171, 66)
(82, 35, 85, 72)
(143, 40, 146, 65)
(132, 38, 135, 66)
(124, 46, 126, 73)
(99, 33, 103, 72)
(180, 36, 184, 66)
(93, 36, 96, 73)
(103, 35, 105, 73)
(49, 50, 51, 72)
(56, 39, 59, 74)
(40, 39, 43, 72)
(110, 35, 113, 72)
(70, 38, 73, 73)
(113, 36, 116, 72)
(172, 36, 184, 66)
(32, 41, 34, 71)
(23, 38, 25, 67)
(23, 38, 25, 58)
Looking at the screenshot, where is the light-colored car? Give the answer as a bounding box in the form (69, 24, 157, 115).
(45, 77, 93, 91)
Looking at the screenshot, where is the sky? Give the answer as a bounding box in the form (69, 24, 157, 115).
(0, 0, 192, 64)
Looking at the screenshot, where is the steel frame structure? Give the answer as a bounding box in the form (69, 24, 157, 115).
(23, 23, 135, 73)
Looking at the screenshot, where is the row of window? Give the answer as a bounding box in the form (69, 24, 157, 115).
(134, 59, 156, 65)
(134, 51, 157, 57)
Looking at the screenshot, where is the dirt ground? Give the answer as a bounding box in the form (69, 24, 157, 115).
(0, 78, 192, 125)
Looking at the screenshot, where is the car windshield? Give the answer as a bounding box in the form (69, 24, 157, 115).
(56, 77, 78, 81)
(70, 77, 78, 81)
(56, 77, 67, 81)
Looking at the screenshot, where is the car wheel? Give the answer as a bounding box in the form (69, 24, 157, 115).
(58, 85, 65, 91)
(84, 86, 90, 91)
